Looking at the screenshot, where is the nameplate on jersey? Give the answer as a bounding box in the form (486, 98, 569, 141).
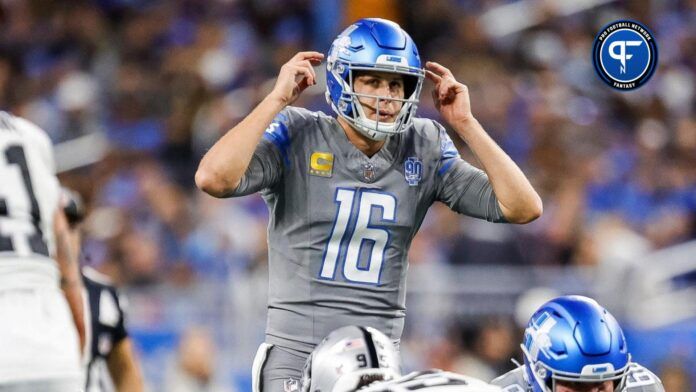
(309, 152, 334, 178)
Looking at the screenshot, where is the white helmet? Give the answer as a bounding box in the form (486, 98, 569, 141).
(301, 326, 401, 392)
(360, 370, 503, 392)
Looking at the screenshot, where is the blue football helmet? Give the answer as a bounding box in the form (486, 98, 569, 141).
(521, 295, 631, 392)
(326, 18, 425, 141)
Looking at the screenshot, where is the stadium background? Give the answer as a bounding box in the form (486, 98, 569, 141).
(1, 0, 695, 390)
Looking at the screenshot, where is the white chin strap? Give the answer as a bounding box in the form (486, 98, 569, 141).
(353, 117, 395, 141)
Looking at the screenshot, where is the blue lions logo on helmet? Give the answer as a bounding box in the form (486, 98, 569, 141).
(522, 295, 631, 392)
(325, 18, 425, 141)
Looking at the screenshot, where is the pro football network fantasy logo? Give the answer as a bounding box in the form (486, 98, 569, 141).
(592, 20, 658, 90)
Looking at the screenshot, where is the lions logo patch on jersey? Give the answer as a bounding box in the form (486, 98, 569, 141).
(404, 157, 422, 186)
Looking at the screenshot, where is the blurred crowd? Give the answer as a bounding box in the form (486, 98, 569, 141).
(1, 0, 694, 390)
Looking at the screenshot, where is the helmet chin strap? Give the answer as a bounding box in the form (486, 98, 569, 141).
(351, 97, 398, 141)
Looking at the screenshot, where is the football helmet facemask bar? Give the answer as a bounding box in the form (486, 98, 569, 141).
(326, 19, 425, 141)
(521, 295, 631, 392)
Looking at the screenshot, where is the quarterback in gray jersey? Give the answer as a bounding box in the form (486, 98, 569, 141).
(196, 18, 541, 391)
(491, 296, 664, 392)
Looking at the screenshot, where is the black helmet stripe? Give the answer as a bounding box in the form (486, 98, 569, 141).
(358, 326, 380, 369)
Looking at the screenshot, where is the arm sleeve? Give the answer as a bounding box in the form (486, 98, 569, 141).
(227, 109, 293, 197)
(433, 121, 507, 223)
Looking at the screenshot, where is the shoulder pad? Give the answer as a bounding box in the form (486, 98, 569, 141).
(623, 364, 664, 392)
(491, 367, 528, 392)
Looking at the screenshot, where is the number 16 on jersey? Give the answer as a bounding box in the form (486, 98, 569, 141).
(319, 188, 396, 285)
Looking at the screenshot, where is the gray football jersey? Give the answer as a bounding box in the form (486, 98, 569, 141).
(491, 363, 665, 392)
(231, 106, 505, 353)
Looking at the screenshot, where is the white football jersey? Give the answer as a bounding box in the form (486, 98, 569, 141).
(0, 112, 81, 384)
(0, 111, 61, 288)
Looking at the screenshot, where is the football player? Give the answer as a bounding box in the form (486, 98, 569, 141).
(196, 18, 542, 390)
(300, 325, 401, 392)
(301, 326, 501, 392)
(62, 188, 145, 392)
(491, 295, 665, 392)
(0, 111, 84, 390)
(361, 370, 502, 392)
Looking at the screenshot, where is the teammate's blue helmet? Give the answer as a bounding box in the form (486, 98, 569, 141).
(521, 295, 631, 392)
(326, 18, 425, 141)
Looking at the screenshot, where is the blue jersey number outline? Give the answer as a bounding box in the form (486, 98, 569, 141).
(319, 188, 396, 285)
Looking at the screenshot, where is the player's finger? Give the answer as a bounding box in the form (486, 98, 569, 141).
(292, 51, 325, 63)
(308, 57, 324, 66)
(297, 60, 317, 82)
(431, 88, 440, 109)
(297, 77, 310, 92)
(425, 61, 453, 78)
(292, 65, 314, 86)
(295, 60, 316, 78)
(425, 70, 442, 84)
(438, 79, 455, 100)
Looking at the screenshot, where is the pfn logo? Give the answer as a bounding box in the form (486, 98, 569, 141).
(608, 40, 642, 74)
(592, 20, 658, 90)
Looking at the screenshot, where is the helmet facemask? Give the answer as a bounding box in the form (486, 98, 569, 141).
(521, 342, 632, 392)
(327, 60, 424, 142)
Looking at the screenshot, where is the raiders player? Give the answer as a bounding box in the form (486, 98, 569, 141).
(62, 188, 144, 392)
(300, 325, 501, 392)
(300, 325, 401, 392)
(196, 17, 542, 391)
(491, 295, 664, 392)
(0, 111, 83, 390)
(362, 370, 502, 392)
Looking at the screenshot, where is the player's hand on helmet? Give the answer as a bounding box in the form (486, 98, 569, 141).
(269, 51, 324, 106)
(425, 61, 473, 124)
